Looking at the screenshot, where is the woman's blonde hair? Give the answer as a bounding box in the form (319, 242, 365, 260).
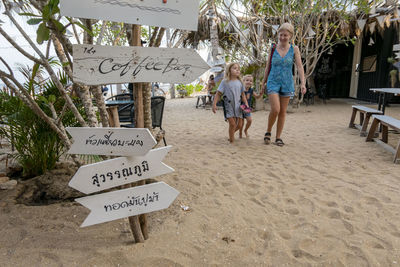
(278, 22, 294, 37)
(224, 62, 241, 81)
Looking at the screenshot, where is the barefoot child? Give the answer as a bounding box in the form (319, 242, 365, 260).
(239, 74, 262, 138)
(212, 63, 249, 143)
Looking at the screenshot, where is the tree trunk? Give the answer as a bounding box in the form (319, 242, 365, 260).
(208, 0, 220, 63)
(91, 86, 109, 127)
(74, 84, 98, 127)
(128, 24, 148, 243)
(154, 28, 166, 47)
(143, 83, 152, 130)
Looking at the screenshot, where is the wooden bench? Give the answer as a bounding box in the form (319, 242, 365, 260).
(366, 115, 400, 163)
(196, 95, 207, 108)
(349, 105, 383, 136)
(196, 94, 213, 109)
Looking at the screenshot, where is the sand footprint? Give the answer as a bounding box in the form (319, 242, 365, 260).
(278, 231, 291, 240)
(285, 208, 300, 215)
(343, 205, 354, 213)
(297, 197, 315, 213)
(250, 197, 266, 208)
(326, 209, 342, 219)
(326, 201, 338, 207)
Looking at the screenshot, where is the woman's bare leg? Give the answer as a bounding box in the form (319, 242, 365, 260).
(267, 94, 280, 133)
(276, 96, 290, 139)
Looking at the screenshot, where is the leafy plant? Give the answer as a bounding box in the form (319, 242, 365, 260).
(0, 92, 63, 177)
(0, 71, 83, 178)
(175, 84, 204, 97)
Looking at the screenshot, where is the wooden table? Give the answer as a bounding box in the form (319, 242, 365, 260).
(369, 88, 400, 114)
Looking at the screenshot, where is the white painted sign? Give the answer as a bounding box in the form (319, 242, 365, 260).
(60, 0, 199, 31)
(69, 146, 174, 194)
(76, 182, 179, 227)
(73, 44, 210, 85)
(393, 44, 400, 51)
(66, 127, 156, 156)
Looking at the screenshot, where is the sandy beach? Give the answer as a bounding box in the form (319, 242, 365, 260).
(1, 97, 400, 266)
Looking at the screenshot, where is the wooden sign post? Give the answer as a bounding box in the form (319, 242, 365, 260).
(67, 129, 178, 242)
(130, 24, 146, 242)
(69, 146, 174, 194)
(60, 0, 200, 31)
(66, 127, 156, 156)
(73, 44, 210, 85)
(76, 182, 179, 227)
(65, 0, 203, 244)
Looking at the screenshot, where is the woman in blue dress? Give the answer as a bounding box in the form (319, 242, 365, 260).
(261, 23, 307, 146)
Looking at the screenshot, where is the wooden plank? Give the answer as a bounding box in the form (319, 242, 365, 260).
(372, 115, 400, 132)
(60, 0, 199, 31)
(66, 127, 156, 156)
(106, 106, 120, 127)
(76, 182, 179, 227)
(351, 105, 382, 114)
(69, 146, 174, 194)
(73, 44, 210, 85)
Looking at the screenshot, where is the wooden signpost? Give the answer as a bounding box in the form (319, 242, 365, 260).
(67, 130, 179, 233)
(66, 127, 156, 156)
(73, 44, 210, 85)
(69, 146, 174, 194)
(76, 182, 179, 227)
(60, 0, 200, 31)
(64, 0, 203, 243)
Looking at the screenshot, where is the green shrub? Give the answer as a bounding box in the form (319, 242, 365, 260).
(175, 83, 204, 97)
(0, 93, 63, 178)
(0, 72, 83, 178)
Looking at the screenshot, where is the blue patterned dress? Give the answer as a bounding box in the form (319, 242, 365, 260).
(267, 44, 295, 95)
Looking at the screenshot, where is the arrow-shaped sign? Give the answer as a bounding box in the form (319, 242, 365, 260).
(66, 127, 156, 156)
(73, 44, 210, 85)
(76, 182, 179, 227)
(60, 0, 199, 31)
(69, 146, 174, 194)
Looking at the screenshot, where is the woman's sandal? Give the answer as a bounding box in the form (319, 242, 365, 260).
(264, 132, 271, 144)
(275, 138, 284, 146)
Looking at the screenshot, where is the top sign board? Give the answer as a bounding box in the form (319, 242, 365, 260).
(60, 0, 200, 31)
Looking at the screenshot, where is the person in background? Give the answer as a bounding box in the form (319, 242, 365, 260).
(206, 74, 216, 104)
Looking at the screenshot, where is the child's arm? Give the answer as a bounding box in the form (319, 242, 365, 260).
(241, 92, 249, 107)
(212, 91, 222, 113)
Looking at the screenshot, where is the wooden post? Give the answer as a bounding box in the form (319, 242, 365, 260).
(127, 24, 147, 243)
(106, 106, 120, 127)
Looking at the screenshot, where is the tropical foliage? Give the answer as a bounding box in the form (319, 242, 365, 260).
(0, 71, 83, 177)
